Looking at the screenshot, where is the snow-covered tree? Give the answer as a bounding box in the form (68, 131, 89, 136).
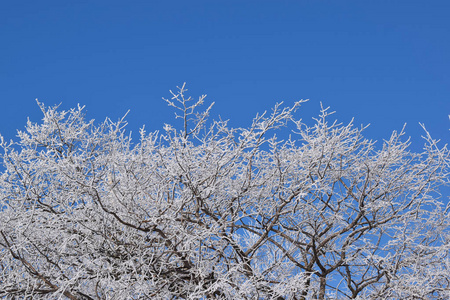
(1, 85, 449, 299)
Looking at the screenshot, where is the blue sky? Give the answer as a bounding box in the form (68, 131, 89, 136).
(1, 1, 449, 151)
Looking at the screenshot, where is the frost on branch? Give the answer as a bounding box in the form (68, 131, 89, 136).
(0, 88, 449, 299)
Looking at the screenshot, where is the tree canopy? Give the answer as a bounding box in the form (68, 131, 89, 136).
(1, 85, 449, 299)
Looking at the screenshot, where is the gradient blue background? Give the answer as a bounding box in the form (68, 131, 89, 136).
(1, 1, 449, 151)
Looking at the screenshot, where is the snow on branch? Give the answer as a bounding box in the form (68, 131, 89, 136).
(0, 85, 449, 299)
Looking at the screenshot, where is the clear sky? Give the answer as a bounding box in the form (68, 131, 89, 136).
(1, 1, 449, 151)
